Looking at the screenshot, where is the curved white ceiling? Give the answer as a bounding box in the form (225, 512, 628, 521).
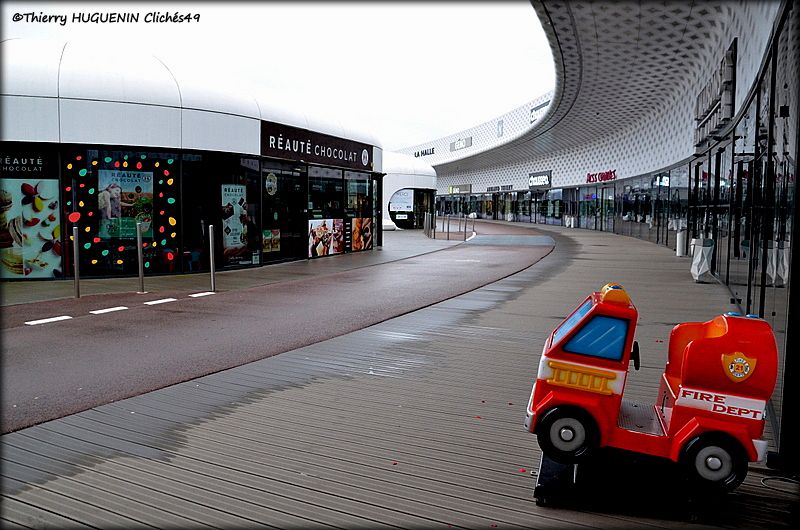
(430, 0, 778, 175)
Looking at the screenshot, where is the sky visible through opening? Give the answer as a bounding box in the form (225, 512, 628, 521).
(2, 1, 555, 151)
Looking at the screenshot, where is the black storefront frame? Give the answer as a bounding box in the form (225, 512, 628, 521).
(0, 140, 382, 280)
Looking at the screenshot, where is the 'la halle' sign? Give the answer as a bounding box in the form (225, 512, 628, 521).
(586, 169, 617, 183)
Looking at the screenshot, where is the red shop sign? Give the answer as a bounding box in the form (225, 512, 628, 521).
(586, 169, 617, 183)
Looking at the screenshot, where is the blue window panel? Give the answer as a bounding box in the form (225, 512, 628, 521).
(564, 316, 628, 361)
(553, 299, 593, 344)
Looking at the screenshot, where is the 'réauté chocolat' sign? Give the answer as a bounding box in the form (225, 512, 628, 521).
(261, 121, 373, 171)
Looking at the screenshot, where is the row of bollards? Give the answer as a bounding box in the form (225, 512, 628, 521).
(71, 223, 218, 298)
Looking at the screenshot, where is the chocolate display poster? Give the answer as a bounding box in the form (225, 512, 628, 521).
(221, 184, 251, 265)
(351, 217, 372, 251)
(97, 169, 154, 239)
(0, 178, 62, 278)
(308, 219, 344, 258)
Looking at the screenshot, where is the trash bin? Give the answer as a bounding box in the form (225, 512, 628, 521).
(676, 229, 687, 257)
(690, 238, 714, 282)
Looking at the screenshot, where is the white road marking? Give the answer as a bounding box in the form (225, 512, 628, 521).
(143, 298, 177, 305)
(455, 259, 481, 262)
(188, 292, 215, 298)
(89, 306, 128, 315)
(24, 315, 72, 326)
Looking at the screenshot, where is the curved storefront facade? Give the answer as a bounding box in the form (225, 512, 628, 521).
(1, 40, 383, 280)
(382, 151, 436, 231)
(414, 1, 799, 471)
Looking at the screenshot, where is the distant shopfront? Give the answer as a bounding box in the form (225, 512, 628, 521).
(436, 171, 563, 225)
(0, 121, 382, 280)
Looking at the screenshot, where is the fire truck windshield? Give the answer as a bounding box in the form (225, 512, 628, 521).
(553, 298, 593, 344)
(563, 316, 628, 361)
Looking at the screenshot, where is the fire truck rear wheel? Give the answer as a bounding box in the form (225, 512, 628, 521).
(681, 434, 748, 493)
(536, 407, 598, 464)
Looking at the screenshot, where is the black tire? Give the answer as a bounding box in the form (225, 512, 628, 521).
(680, 433, 749, 493)
(536, 406, 599, 464)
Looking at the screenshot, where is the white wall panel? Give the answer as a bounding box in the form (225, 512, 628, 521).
(372, 147, 383, 174)
(179, 75, 260, 119)
(0, 95, 59, 143)
(59, 42, 180, 107)
(60, 99, 180, 148)
(0, 39, 64, 97)
(181, 109, 259, 155)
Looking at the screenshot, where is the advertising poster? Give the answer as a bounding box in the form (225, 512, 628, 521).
(262, 228, 280, 254)
(97, 170, 154, 239)
(390, 189, 414, 212)
(351, 217, 372, 251)
(221, 184, 252, 266)
(308, 219, 344, 258)
(0, 178, 62, 278)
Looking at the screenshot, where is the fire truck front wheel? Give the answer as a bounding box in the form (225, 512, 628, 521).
(536, 406, 599, 464)
(681, 434, 748, 493)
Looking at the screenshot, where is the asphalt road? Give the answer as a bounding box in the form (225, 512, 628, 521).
(2, 224, 554, 432)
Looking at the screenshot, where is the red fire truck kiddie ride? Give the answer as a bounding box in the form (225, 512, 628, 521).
(524, 283, 778, 493)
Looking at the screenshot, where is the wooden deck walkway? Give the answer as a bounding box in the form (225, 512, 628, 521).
(2, 225, 797, 528)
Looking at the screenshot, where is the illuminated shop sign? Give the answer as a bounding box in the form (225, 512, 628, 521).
(586, 169, 617, 183)
(415, 147, 435, 157)
(261, 121, 373, 171)
(450, 137, 472, 152)
(487, 185, 513, 192)
(528, 170, 551, 188)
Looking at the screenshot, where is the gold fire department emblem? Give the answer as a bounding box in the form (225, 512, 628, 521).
(722, 352, 757, 383)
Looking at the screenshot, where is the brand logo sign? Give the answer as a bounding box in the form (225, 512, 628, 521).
(722, 352, 757, 383)
(265, 173, 278, 196)
(1, 154, 45, 174)
(529, 171, 551, 188)
(414, 147, 435, 157)
(261, 121, 373, 171)
(586, 169, 617, 183)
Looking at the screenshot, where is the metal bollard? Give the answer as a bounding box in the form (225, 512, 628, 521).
(136, 222, 145, 293)
(209, 224, 217, 292)
(72, 226, 80, 298)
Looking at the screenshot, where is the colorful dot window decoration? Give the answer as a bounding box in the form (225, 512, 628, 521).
(62, 150, 180, 276)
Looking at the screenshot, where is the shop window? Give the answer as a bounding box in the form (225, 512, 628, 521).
(345, 170, 372, 251)
(219, 157, 261, 268)
(0, 145, 62, 279)
(62, 148, 180, 277)
(308, 166, 344, 257)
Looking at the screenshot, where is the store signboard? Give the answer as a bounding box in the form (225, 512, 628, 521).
(261, 121, 373, 171)
(694, 40, 737, 149)
(529, 170, 551, 188)
(449, 184, 471, 194)
(450, 137, 473, 152)
(586, 169, 617, 183)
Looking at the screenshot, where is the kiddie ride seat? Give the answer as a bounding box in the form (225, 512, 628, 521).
(524, 283, 778, 503)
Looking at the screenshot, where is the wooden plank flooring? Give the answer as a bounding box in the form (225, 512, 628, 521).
(2, 226, 797, 529)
